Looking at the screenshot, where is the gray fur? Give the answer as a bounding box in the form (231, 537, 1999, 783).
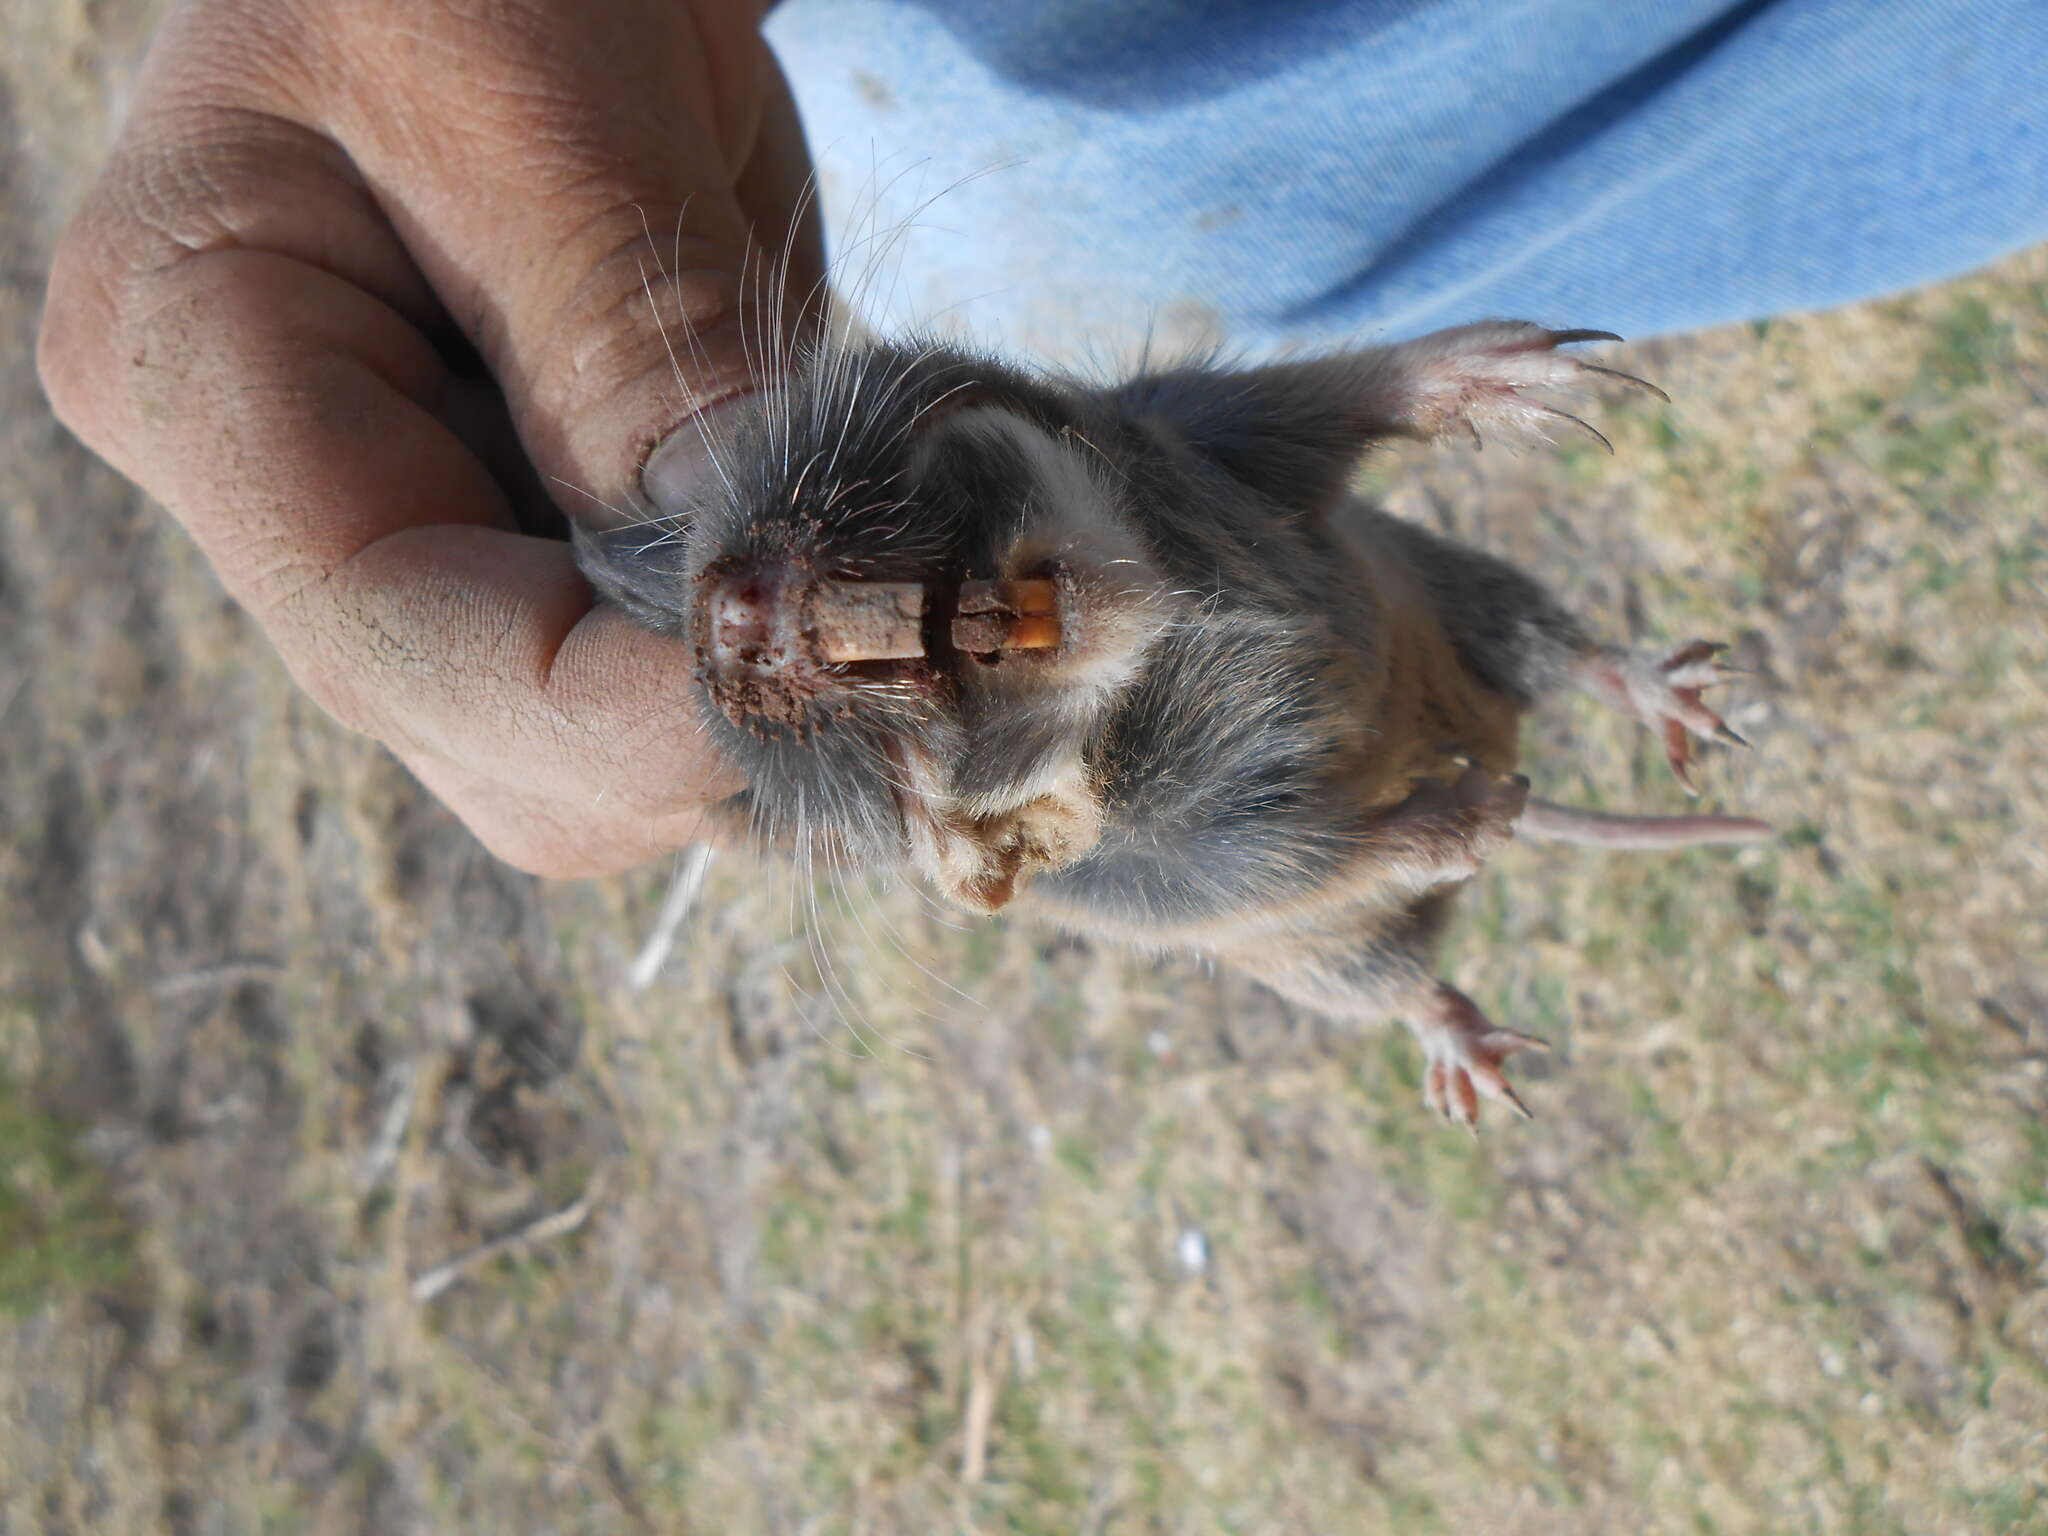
(576, 322, 1749, 1120)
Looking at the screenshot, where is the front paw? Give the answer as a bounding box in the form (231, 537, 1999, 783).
(1579, 641, 1750, 795)
(1392, 321, 1667, 451)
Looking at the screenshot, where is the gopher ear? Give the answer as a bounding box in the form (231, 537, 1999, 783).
(915, 775, 1106, 915)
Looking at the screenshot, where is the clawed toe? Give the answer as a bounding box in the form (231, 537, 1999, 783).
(1650, 641, 1750, 792)
(1414, 983, 1550, 1130)
(1531, 404, 1614, 454)
(1397, 322, 1666, 450)
(1581, 640, 1750, 794)
(1579, 362, 1672, 403)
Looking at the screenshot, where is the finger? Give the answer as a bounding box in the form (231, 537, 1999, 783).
(39, 0, 806, 863)
(399, 749, 729, 882)
(311, 523, 745, 803)
(304, 0, 820, 506)
(46, 230, 739, 821)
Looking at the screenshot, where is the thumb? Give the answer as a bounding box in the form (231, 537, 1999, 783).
(314, 0, 819, 510)
(38, 0, 821, 877)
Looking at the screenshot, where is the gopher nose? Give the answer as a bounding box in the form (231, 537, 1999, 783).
(701, 566, 785, 670)
(690, 559, 827, 726)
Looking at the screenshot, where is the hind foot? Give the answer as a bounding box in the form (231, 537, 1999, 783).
(1411, 982, 1550, 1129)
(1390, 322, 1667, 451)
(1375, 766, 1530, 890)
(1578, 640, 1749, 794)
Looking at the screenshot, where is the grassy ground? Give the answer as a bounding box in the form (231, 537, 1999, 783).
(4, 7, 2047, 1531)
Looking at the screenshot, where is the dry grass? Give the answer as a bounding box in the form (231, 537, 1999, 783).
(4, 6, 2047, 1530)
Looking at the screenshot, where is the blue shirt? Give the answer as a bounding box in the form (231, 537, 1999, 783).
(767, 0, 2047, 360)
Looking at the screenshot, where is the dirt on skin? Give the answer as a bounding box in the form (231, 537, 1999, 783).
(4, 6, 2047, 1533)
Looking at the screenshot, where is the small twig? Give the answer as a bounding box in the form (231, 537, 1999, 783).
(356, 1062, 418, 1191)
(1918, 1157, 2048, 1391)
(960, 1357, 997, 1485)
(1919, 1157, 2017, 1295)
(959, 1306, 1015, 1486)
(410, 1174, 605, 1304)
(627, 844, 717, 991)
(150, 959, 284, 999)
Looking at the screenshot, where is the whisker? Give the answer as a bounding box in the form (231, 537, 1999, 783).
(796, 822, 885, 1057)
(630, 202, 745, 488)
(777, 820, 874, 1060)
(816, 843, 941, 1058)
(828, 840, 987, 1021)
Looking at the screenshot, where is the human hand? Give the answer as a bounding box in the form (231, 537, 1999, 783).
(38, 0, 818, 875)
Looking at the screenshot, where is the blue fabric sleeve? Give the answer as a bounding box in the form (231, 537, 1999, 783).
(764, 0, 2048, 360)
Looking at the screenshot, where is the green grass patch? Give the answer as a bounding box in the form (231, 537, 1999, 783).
(0, 1068, 135, 1316)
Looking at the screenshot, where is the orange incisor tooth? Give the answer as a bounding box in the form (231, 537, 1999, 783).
(952, 578, 1057, 655)
(810, 578, 1059, 662)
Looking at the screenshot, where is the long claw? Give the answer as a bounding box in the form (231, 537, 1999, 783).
(1668, 687, 1727, 735)
(1585, 640, 1755, 791)
(1581, 364, 1673, 403)
(1661, 640, 1729, 672)
(1414, 987, 1547, 1130)
(1407, 323, 1660, 455)
(1534, 404, 1615, 454)
(1453, 1075, 1479, 1130)
(1471, 1052, 1539, 1120)
(1665, 719, 1699, 796)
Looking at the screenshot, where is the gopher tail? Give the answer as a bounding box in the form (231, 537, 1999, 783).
(1519, 799, 1772, 850)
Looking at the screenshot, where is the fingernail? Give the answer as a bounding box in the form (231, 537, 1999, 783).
(640, 390, 765, 518)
